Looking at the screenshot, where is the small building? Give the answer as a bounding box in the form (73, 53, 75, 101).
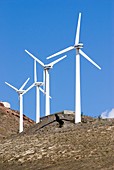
(0, 101, 11, 108)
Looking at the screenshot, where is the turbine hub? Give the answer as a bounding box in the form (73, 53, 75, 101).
(75, 43, 83, 49)
(44, 65, 53, 70)
(35, 82, 44, 86)
(17, 90, 25, 94)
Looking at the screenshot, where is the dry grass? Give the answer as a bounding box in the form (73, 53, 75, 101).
(0, 110, 114, 170)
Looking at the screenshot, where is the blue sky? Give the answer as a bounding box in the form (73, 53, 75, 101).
(0, 0, 114, 120)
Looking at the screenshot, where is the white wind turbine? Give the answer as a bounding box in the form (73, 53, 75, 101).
(47, 13, 101, 123)
(25, 49, 67, 116)
(24, 59, 46, 123)
(34, 60, 44, 123)
(5, 78, 32, 133)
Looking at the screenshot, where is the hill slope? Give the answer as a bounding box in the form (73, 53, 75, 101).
(0, 111, 114, 170)
(0, 106, 35, 140)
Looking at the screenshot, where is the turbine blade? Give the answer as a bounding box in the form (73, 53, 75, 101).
(49, 95, 52, 99)
(23, 83, 35, 95)
(43, 69, 46, 91)
(75, 13, 81, 45)
(47, 46, 74, 59)
(20, 78, 30, 90)
(25, 49, 44, 67)
(5, 82, 18, 91)
(79, 49, 101, 70)
(48, 55, 67, 66)
(39, 87, 45, 94)
(39, 87, 52, 99)
(34, 60, 37, 82)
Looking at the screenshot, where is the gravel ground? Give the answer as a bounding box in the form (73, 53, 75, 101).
(0, 111, 114, 170)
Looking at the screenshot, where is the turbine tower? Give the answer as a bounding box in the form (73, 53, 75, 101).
(25, 49, 67, 116)
(5, 78, 32, 133)
(47, 13, 101, 123)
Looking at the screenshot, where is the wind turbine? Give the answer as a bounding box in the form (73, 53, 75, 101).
(24, 59, 45, 123)
(47, 13, 101, 123)
(25, 49, 67, 116)
(5, 78, 32, 133)
(34, 60, 44, 123)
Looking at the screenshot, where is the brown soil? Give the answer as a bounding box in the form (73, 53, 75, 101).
(0, 106, 35, 140)
(0, 110, 114, 170)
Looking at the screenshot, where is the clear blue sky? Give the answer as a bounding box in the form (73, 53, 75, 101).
(0, 0, 114, 120)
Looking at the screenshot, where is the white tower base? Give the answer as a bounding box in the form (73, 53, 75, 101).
(75, 51, 81, 123)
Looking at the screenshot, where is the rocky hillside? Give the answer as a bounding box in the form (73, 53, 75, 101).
(0, 106, 35, 140)
(0, 111, 114, 170)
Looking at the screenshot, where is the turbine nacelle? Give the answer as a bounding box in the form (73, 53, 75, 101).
(44, 65, 53, 70)
(17, 90, 25, 94)
(74, 43, 83, 49)
(34, 82, 44, 86)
